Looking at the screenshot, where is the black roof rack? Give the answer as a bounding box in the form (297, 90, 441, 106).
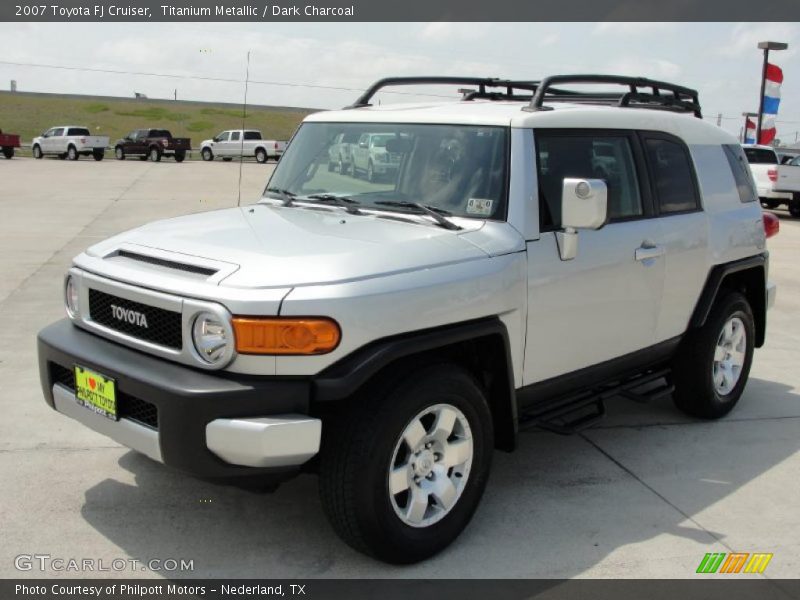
(346, 75, 702, 118)
(524, 74, 702, 118)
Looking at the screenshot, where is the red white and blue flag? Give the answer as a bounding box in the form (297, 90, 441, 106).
(759, 63, 783, 145)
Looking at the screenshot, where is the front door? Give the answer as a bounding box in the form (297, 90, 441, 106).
(524, 130, 665, 385)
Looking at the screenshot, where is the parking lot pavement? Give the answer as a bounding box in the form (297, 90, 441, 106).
(1, 157, 798, 579)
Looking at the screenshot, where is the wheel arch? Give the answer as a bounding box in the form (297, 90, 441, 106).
(690, 254, 767, 347)
(312, 317, 518, 452)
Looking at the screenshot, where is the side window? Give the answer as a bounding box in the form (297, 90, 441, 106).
(722, 144, 757, 203)
(358, 134, 369, 147)
(52, 128, 65, 137)
(643, 137, 699, 214)
(791, 156, 800, 167)
(536, 133, 643, 231)
(217, 132, 230, 142)
(230, 131, 241, 141)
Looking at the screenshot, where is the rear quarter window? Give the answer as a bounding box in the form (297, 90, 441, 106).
(643, 137, 700, 214)
(722, 144, 758, 203)
(244, 131, 262, 140)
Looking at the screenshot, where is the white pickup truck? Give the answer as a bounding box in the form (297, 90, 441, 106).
(32, 126, 109, 161)
(743, 144, 800, 217)
(200, 129, 286, 163)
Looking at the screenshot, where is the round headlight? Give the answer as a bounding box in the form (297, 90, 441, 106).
(192, 312, 229, 365)
(65, 275, 80, 318)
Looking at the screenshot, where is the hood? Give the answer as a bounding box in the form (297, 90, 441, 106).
(86, 204, 490, 289)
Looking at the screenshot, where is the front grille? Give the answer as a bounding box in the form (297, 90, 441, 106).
(50, 362, 159, 429)
(89, 289, 182, 350)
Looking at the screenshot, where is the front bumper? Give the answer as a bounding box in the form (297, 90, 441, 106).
(38, 319, 319, 482)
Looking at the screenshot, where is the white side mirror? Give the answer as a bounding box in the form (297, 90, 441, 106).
(556, 178, 608, 261)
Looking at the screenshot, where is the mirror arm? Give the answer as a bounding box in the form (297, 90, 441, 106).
(555, 227, 579, 261)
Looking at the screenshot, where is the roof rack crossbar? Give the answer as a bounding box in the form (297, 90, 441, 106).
(524, 74, 702, 118)
(345, 76, 542, 108)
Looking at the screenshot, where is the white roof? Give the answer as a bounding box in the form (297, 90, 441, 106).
(305, 100, 737, 145)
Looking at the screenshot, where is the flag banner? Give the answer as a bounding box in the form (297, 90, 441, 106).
(760, 62, 783, 145)
(745, 117, 757, 144)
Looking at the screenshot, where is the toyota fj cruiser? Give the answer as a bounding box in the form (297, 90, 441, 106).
(38, 75, 777, 564)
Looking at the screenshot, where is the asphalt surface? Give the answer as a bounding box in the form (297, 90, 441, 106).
(1, 157, 798, 579)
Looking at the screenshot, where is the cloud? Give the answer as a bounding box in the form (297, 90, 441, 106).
(593, 22, 677, 36)
(538, 33, 560, 48)
(418, 22, 489, 43)
(605, 57, 682, 79)
(717, 22, 799, 58)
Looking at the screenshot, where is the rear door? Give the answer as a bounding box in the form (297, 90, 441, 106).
(640, 133, 708, 343)
(524, 129, 665, 384)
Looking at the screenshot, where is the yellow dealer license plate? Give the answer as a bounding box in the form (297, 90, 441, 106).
(74, 365, 117, 421)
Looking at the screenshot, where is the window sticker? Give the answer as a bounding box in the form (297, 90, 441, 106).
(466, 198, 494, 216)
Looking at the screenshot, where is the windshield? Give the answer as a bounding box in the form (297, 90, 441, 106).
(263, 122, 509, 220)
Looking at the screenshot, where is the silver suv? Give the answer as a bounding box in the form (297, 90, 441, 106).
(37, 75, 777, 564)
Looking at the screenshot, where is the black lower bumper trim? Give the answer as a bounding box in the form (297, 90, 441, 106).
(38, 319, 311, 481)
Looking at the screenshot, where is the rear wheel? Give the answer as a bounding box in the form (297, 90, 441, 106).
(256, 148, 268, 164)
(115, 146, 125, 160)
(67, 146, 79, 161)
(367, 161, 375, 182)
(92, 150, 104, 161)
(790, 196, 800, 218)
(32, 145, 43, 159)
(174, 151, 185, 163)
(319, 363, 493, 564)
(201, 148, 214, 161)
(2, 147, 13, 159)
(149, 147, 161, 162)
(672, 292, 755, 419)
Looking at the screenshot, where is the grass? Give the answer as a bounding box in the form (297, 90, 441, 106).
(0, 92, 313, 153)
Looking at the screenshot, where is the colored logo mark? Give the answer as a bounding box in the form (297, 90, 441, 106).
(696, 552, 773, 574)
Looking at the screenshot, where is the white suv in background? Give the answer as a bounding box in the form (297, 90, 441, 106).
(38, 75, 777, 564)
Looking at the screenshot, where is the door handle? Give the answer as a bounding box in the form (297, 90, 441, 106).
(635, 244, 665, 262)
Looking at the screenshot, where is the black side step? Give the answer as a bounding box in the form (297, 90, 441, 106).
(518, 368, 672, 435)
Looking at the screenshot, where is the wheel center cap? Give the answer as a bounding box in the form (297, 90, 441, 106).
(413, 449, 435, 477)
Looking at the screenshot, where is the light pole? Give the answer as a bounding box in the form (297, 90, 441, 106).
(756, 41, 788, 143)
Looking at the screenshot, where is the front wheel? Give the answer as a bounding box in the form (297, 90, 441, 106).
(67, 146, 79, 161)
(319, 363, 493, 564)
(790, 196, 800, 218)
(366, 161, 375, 182)
(672, 292, 755, 419)
(32, 145, 43, 159)
(115, 147, 125, 160)
(201, 148, 213, 161)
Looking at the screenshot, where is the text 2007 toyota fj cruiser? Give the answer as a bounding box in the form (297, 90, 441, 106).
(38, 75, 778, 564)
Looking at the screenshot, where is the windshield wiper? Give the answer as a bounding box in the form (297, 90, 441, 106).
(264, 187, 296, 206)
(373, 201, 462, 231)
(305, 194, 363, 215)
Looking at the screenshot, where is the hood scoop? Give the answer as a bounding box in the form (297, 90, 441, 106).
(100, 244, 239, 284)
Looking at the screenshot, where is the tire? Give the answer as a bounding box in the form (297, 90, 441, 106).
(149, 147, 161, 162)
(790, 196, 800, 218)
(32, 145, 43, 159)
(761, 199, 780, 209)
(319, 363, 493, 564)
(222, 157, 233, 162)
(115, 147, 125, 160)
(67, 146, 79, 161)
(174, 151, 185, 163)
(672, 292, 755, 419)
(92, 150, 104, 161)
(367, 161, 375, 182)
(201, 148, 214, 161)
(2, 147, 13, 159)
(256, 148, 267, 164)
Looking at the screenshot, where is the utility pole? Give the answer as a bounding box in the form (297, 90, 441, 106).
(756, 41, 788, 143)
(717, 113, 722, 127)
(174, 89, 177, 101)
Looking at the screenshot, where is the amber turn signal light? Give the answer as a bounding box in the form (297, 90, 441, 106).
(232, 317, 341, 355)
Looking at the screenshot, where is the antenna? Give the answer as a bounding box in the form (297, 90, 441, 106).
(237, 50, 251, 207)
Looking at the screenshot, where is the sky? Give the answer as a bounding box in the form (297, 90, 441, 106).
(1, 21, 799, 142)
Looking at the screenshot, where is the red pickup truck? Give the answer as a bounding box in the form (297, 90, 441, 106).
(0, 129, 21, 159)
